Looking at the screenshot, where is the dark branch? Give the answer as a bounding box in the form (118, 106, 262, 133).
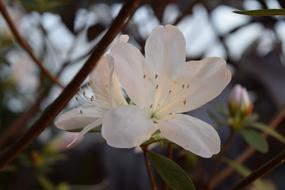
(0, 0, 64, 88)
(229, 150, 285, 190)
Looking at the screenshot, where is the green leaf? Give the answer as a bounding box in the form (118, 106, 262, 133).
(240, 129, 269, 153)
(224, 158, 274, 190)
(234, 9, 285, 16)
(149, 152, 196, 190)
(37, 176, 55, 190)
(242, 114, 259, 126)
(251, 123, 285, 144)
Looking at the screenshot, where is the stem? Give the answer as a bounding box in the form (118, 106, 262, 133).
(167, 143, 174, 160)
(0, 0, 142, 169)
(229, 150, 285, 190)
(141, 146, 159, 190)
(163, 143, 173, 190)
(210, 129, 235, 177)
(0, 0, 63, 88)
(208, 106, 285, 189)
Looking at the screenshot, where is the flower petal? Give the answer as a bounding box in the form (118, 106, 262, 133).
(111, 41, 150, 107)
(89, 54, 126, 107)
(144, 25, 186, 110)
(145, 25, 186, 75)
(159, 57, 231, 114)
(55, 106, 103, 130)
(158, 114, 220, 158)
(102, 106, 155, 148)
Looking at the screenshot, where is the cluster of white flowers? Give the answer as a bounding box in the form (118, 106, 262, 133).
(55, 25, 231, 158)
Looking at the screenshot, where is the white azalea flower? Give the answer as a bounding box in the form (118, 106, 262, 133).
(55, 52, 127, 145)
(103, 25, 232, 158)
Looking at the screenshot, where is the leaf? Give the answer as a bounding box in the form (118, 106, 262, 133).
(234, 9, 285, 16)
(240, 129, 269, 153)
(242, 114, 259, 126)
(251, 123, 285, 144)
(224, 158, 274, 190)
(149, 152, 196, 190)
(37, 176, 55, 190)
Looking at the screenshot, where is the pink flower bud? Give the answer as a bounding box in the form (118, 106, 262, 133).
(228, 84, 252, 116)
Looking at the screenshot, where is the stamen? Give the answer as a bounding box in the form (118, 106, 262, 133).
(182, 84, 185, 89)
(80, 110, 83, 114)
(155, 84, 159, 89)
(183, 99, 187, 105)
(155, 74, 158, 79)
(143, 74, 146, 79)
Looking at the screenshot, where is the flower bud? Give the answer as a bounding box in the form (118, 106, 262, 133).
(228, 84, 253, 116)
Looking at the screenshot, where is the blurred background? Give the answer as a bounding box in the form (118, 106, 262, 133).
(0, 0, 285, 189)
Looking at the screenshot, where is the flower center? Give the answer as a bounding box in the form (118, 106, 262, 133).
(143, 72, 190, 116)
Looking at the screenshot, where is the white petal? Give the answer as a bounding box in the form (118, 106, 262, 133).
(55, 106, 103, 130)
(145, 25, 186, 75)
(89, 54, 126, 107)
(144, 25, 186, 110)
(159, 57, 231, 114)
(118, 35, 129, 43)
(158, 114, 221, 158)
(102, 106, 155, 148)
(111, 41, 149, 107)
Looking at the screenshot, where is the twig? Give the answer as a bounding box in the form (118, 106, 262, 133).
(0, 0, 141, 169)
(141, 145, 159, 190)
(0, 59, 68, 148)
(0, 0, 63, 88)
(229, 150, 285, 190)
(211, 129, 235, 176)
(0, 89, 47, 148)
(164, 143, 173, 190)
(208, 106, 285, 189)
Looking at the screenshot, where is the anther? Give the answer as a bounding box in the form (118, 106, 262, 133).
(155, 74, 158, 79)
(155, 84, 159, 89)
(149, 104, 153, 109)
(182, 84, 185, 89)
(80, 110, 83, 114)
(183, 99, 187, 105)
(143, 74, 146, 79)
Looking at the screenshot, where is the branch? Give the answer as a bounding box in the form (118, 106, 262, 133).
(229, 150, 285, 190)
(0, 0, 142, 169)
(208, 106, 285, 189)
(141, 145, 159, 190)
(0, 0, 63, 88)
(0, 60, 68, 148)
